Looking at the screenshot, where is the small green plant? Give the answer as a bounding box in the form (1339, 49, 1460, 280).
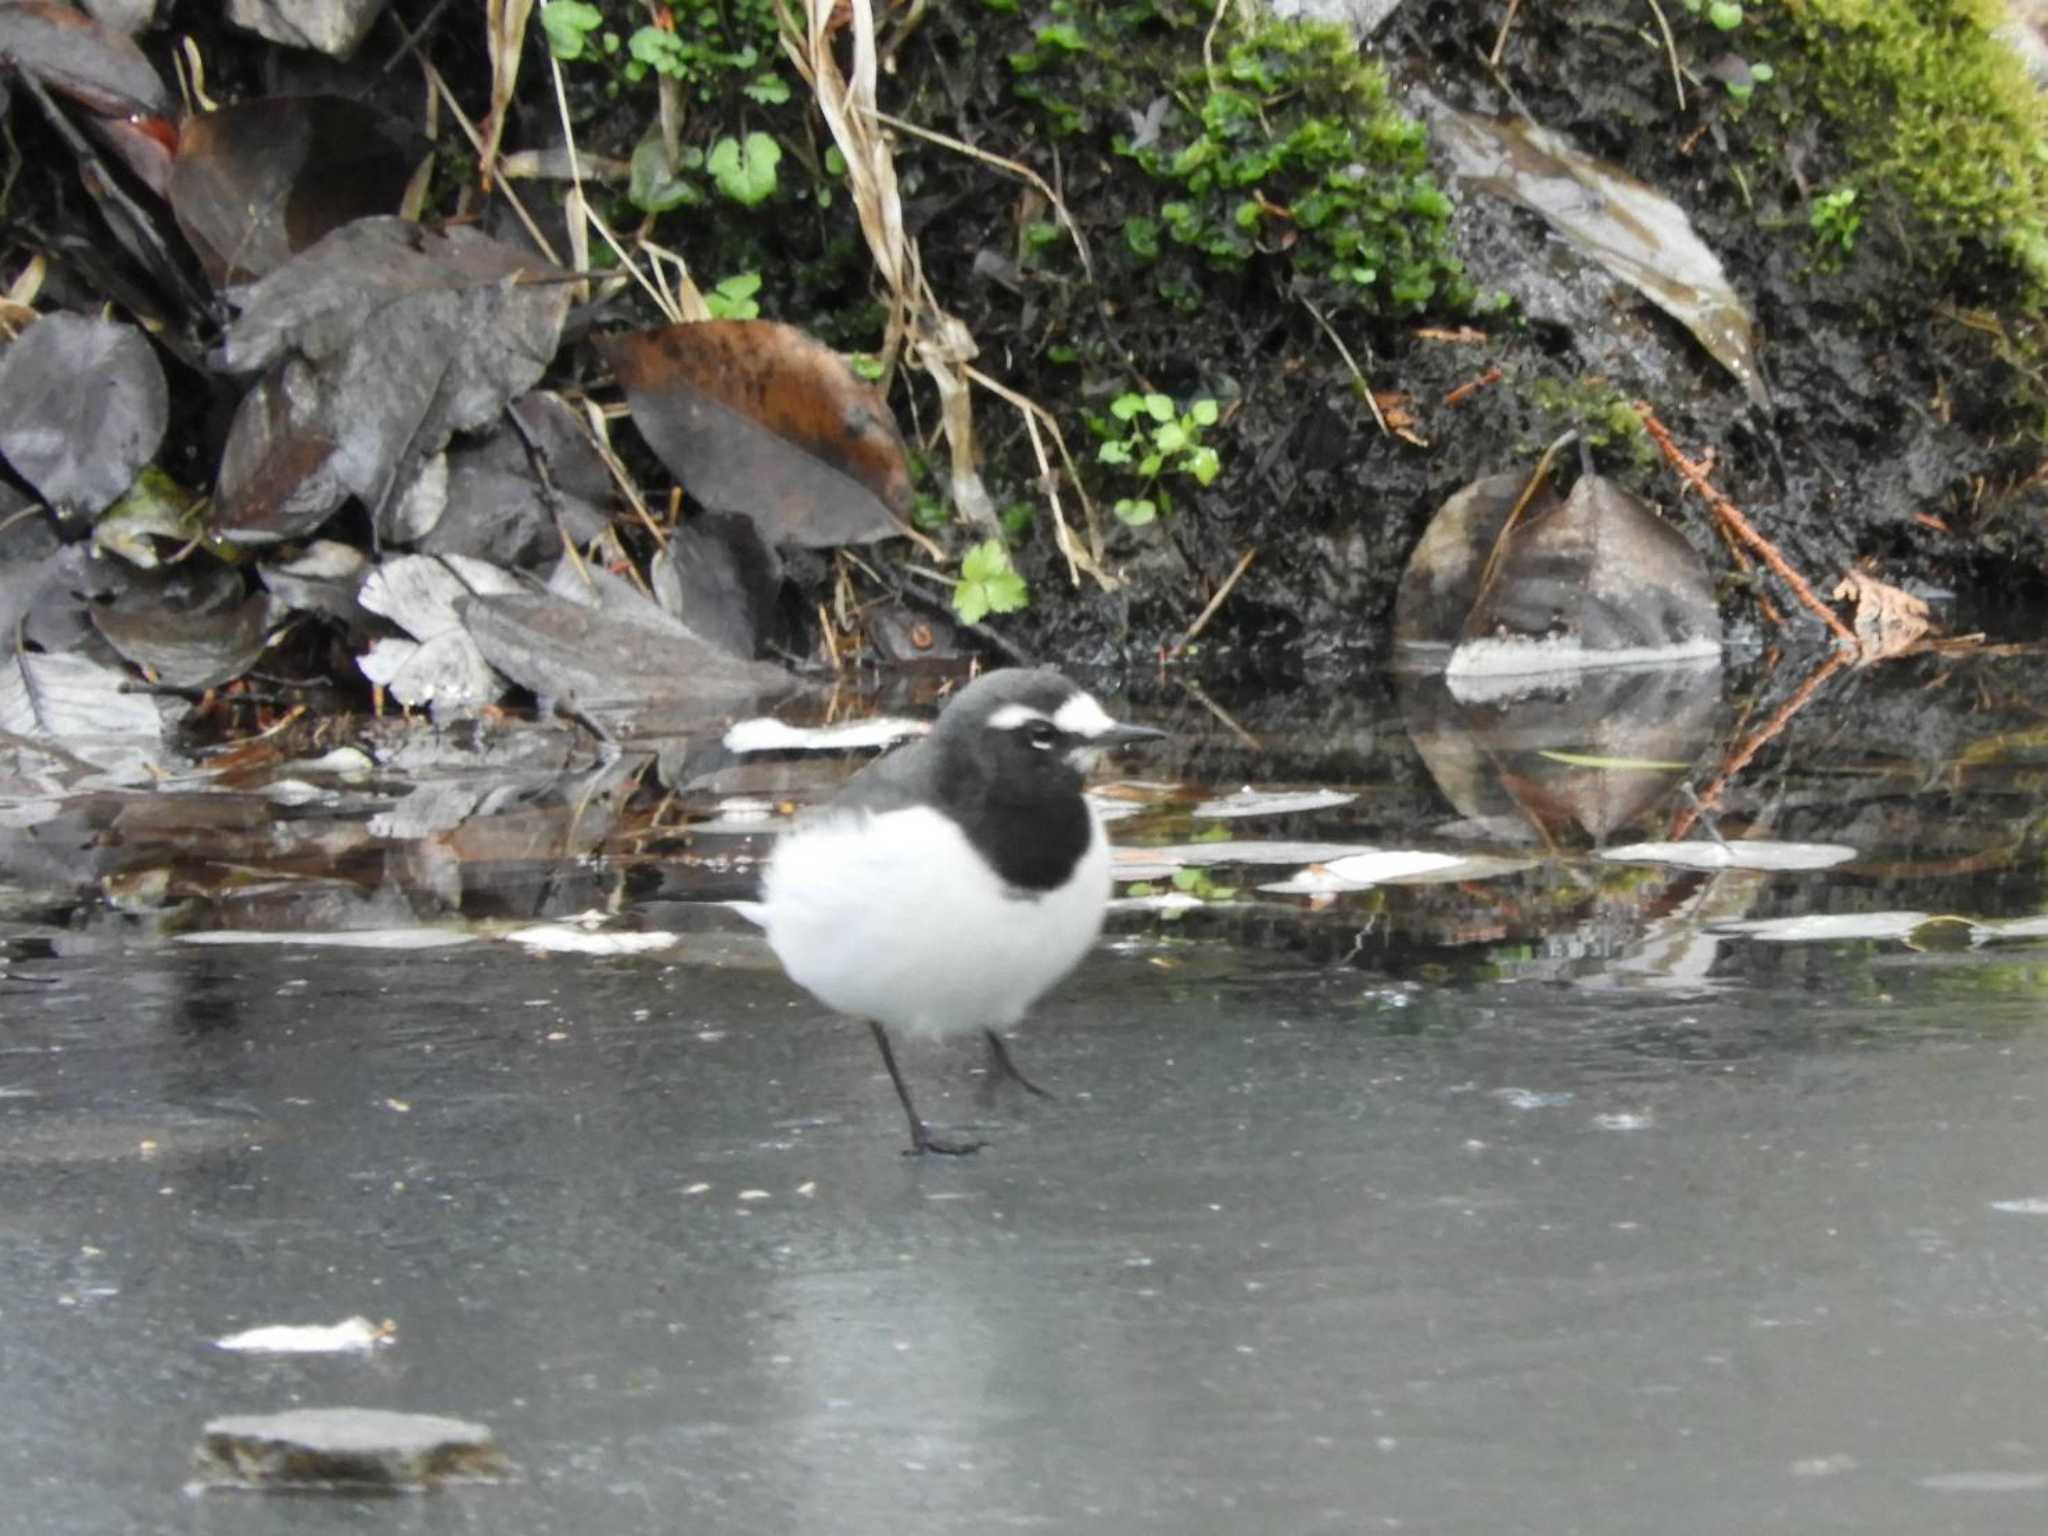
(540, 0, 604, 59)
(1096, 393, 1223, 527)
(1681, 0, 1743, 26)
(1007, 15, 1470, 318)
(953, 539, 1030, 623)
(1811, 186, 1862, 253)
(1126, 866, 1237, 903)
(1723, 59, 1773, 104)
(707, 132, 780, 206)
(703, 271, 762, 319)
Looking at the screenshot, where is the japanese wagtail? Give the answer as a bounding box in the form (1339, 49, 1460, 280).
(751, 668, 1163, 1155)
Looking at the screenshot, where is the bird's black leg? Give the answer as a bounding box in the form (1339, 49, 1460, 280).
(983, 1028, 1055, 1100)
(868, 1020, 985, 1156)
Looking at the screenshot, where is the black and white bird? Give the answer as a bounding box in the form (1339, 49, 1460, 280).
(754, 668, 1163, 1155)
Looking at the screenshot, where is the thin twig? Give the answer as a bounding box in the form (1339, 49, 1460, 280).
(1301, 297, 1388, 437)
(1668, 649, 1850, 839)
(1644, 0, 1686, 112)
(1636, 404, 1860, 650)
(1166, 548, 1257, 661)
(417, 58, 561, 267)
(1466, 430, 1576, 629)
(869, 109, 1092, 280)
(1489, 0, 1523, 67)
(1177, 676, 1261, 753)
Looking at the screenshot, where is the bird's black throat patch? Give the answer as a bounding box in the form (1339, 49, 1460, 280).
(962, 787, 1092, 895)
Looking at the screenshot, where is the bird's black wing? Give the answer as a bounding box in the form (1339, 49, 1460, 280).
(819, 734, 940, 817)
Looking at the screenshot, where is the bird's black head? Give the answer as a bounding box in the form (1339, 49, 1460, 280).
(929, 669, 1162, 891)
(935, 668, 1159, 787)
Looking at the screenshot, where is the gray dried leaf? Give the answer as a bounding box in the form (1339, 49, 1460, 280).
(91, 592, 272, 689)
(219, 218, 572, 540)
(0, 313, 168, 518)
(0, 648, 171, 786)
(1435, 109, 1769, 408)
(460, 588, 792, 727)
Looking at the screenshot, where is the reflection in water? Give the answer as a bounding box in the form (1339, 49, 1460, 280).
(1395, 660, 1723, 846)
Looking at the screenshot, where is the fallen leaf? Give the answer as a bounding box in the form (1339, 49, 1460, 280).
(0, 648, 171, 786)
(1398, 471, 1722, 674)
(418, 393, 613, 565)
(0, 0, 168, 116)
(218, 218, 571, 542)
(1833, 569, 1933, 662)
(459, 585, 793, 727)
(91, 591, 272, 690)
(649, 509, 783, 657)
(0, 312, 167, 519)
(167, 96, 424, 285)
(356, 553, 524, 713)
(598, 320, 909, 547)
(1435, 107, 1770, 408)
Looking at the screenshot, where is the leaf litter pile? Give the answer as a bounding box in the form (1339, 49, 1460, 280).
(0, 0, 993, 803)
(0, 0, 2039, 826)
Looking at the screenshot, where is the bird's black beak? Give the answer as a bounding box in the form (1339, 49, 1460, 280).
(1093, 721, 1167, 749)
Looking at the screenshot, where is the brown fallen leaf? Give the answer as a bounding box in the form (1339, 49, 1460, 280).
(1833, 569, 1934, 662)
(598, 320, 910, 548)
(168, 97, 423, 286)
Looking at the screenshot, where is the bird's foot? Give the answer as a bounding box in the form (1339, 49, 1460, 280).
(906, 1124, 987, 1157)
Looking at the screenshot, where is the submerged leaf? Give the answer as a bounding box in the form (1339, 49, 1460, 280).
(598, 320, 908, 548)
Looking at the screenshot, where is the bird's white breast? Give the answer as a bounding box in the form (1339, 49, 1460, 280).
(759, 802, 1112, 1036)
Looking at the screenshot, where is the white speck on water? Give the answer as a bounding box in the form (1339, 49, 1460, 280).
(1124, 1256, 1153, 1268)
(684, 1182, 710, 1196)
(737, 1189, 770, 1201)
(1790, 1454, 1858, 1478)
(795, 1181, 816, 1197)
(1376, 1437, 1399, 1452)
(1919, 1470, 2048, 1493)
(1594, 1111, 1654, 1131)
(1463, 1139, 1488, 1152)
(697, 1031, 727, 1043)
(1493, 1087, 1573, 1110)
(1989, 1198, 2048, 1214)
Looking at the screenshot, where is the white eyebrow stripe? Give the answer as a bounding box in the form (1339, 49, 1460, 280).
(1052, 692, 1117, 737)
(987, 702, 1054, 731)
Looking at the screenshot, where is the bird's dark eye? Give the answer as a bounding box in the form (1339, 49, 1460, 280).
(1025, 721, 1059, 751)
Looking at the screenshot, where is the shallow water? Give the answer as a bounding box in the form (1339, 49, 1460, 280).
(7, 649, 2048, 1533)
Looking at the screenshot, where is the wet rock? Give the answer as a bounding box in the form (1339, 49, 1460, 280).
(191, 1407, 509, 1491)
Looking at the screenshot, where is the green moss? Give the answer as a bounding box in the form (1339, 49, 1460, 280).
(1523, 375, 1654, 467)
(1007, 6, 1471, 319)
(1768, 0, 2048, 293)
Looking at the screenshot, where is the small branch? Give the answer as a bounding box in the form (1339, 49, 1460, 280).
(1667, 649, 1850, 839)
(1636, 404, 1860, 651)
(1166, 548, 1257, 661)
